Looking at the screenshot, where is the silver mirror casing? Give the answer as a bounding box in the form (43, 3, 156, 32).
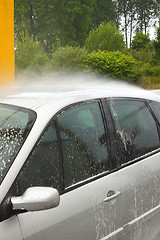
(11, 187, 60, 212)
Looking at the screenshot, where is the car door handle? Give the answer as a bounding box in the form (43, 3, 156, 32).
(104, 191, 121, 203)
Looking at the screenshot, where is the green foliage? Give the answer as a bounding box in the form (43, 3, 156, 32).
(49, 46, 88, 71)
(153, 27, 160, 60)
(124, 49, 154, 64)
(115, 0, 158, 42)
(140, 76, 160, 89)
(134, 0, 158, 32)
(14, 0, 95, 51)
(15, 31, 49, 72)
(35, 0, 94, 48)
(131, 32, 151, 50)
(92, 0, 115, 27)
(144, 65, 160, 76)
(82, 51, 140, 81)
(85, 22, 125, 52)
(14, 0, 31, 36)
(14, 0, 159, 53)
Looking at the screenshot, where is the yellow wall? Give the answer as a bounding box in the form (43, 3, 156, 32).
(0, 0, 14, 86)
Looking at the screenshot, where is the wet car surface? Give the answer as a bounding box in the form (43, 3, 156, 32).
(1, 88, 160, 240)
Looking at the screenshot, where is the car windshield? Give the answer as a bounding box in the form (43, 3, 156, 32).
(0, 104, 36, 184)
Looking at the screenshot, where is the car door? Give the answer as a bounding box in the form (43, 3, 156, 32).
(0, 216, 23, 240)
(12, 100, 124, 240)
(107, 98, 160, 240)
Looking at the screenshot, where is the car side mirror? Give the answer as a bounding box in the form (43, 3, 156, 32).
(11, 187, 60, 212)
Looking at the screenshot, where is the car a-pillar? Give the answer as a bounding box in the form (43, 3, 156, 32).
(0, 0, 14, 86)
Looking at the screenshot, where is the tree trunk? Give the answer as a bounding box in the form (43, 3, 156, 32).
(130, 15, 133, 47)
(124, 13, 128, 47)
(159, 2, 160, 27)
(29, 3, 34, 36)
(116, 0, 121, 30)
(144, 16, 147, 34)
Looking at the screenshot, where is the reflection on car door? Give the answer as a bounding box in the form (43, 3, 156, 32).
(108, 99, 160, 240)
(14, 101, 124, 240)
(0, 216, 22, 240)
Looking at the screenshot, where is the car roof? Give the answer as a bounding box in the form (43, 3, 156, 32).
(0, 86, 159, 112)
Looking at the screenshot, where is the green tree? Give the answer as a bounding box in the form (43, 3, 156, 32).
(131, 32, 151, 50)
(115, 0, 158, 47)
(115, 0, 137, 46)
(92, 0, 115, 27)
(14, 0, 95, 51)
(153, 27, 160, 59)
(14, 0, 33, 38)
(85, 22, 125, 52)
(135, 0, 158, 33)
(15, 31, 49, 72)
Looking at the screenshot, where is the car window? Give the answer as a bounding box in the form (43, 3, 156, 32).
(108, 99, 160, 164)
(17, 121, 61, 194)
(57, 102, 109, 188)
(148, 101, 160, 122)
(0, 104, 36, 184)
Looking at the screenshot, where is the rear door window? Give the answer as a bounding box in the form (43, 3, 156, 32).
(108, 99, 160, 164)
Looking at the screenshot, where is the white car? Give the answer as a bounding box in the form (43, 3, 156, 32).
(1, 88, 160, 240)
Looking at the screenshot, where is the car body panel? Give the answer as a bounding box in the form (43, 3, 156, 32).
(0, 88, 159, 110)
(0, 216, 22, 240)
(119, 152, 160, 239)
(17, 171, 124, 240)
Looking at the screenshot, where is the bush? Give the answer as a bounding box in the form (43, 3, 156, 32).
(124, 49, 154, 64)
(144, 65, 160, 76)
(85, 22, 125, 52)
(15, 31, 49, 73)
(49, 46, 88, 71)
(131, 32, 151, 51)
(82, 51, 141, 81)
(140, 76, 160, 89)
